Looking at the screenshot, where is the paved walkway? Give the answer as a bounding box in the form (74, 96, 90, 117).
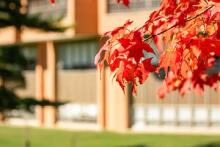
(4, 118, 220, 135)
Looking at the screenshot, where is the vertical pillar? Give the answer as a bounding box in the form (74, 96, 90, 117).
(104, 68, 132, 132)
(97, 68, 106, 129)
(44, 41, 57, 127)
(35, 43, 46, 125)
(159, 100, 164, 126)
(15, 29, 21, 42)
(175, 96, 180, 126)
(190, 94, 195, 126)
(205, 88, 211, 127)
(123, 84, 133, 129)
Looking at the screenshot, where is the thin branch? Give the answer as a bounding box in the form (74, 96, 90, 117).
(144, 5, 214, 41)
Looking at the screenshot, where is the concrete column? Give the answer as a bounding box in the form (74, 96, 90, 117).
(218, 85, 220, 104)
(104, 68, 132, 132)
(15, 29, 21, 42)
(123, 84, 133, 129)
(97, 68, 106, 129)
(44, 41, 57, 127)
(35, 43, 46, 125)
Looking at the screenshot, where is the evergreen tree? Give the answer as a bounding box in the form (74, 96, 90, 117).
(0, 0, 64, 33)
(0, 0, 64, 119)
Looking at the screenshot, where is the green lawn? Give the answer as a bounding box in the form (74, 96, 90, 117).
(0, 125, 220, 147)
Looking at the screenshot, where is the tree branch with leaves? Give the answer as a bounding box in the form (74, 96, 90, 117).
(95, 0, 220, 98)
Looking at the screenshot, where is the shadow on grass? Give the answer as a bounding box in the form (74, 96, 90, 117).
(196, 142, 220, 147)
(118, 144, 148, 147)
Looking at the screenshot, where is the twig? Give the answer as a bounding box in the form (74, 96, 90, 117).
(144, 5, 214, 41)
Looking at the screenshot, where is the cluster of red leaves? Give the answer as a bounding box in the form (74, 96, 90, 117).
(117, 0, 130, 6)
(49, 0, 55, 4)
(95, 0, 220, 98)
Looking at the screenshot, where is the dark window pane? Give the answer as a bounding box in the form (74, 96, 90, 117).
(22, 46, 37, 71)
(57, 40, 98, 70)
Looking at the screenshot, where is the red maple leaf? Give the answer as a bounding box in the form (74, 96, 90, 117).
(117, 0, 130, 7)
(49, 0, 55, 4)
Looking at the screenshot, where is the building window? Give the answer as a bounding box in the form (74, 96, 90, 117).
(107, 0, 160, 13)
(57, 40, 98, 70)
(28, 0, 67, 20)
(22, 46, 37, 71)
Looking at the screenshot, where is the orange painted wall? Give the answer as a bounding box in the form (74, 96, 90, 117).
(75, 0, 98, 35)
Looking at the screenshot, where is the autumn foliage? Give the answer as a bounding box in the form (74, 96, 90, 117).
(95, 0, 220, 98)
(49, 0, 55, 4)
(117, 0, 130, 6)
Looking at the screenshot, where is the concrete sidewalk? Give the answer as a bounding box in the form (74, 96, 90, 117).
(4, 118, 220, 135)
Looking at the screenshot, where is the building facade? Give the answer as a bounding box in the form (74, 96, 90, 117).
(1, 0, 220, 132)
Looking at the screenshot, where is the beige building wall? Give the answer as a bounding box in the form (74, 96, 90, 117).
(0, 27, 18, 45)
(97, 0, 155, 34)
(58, 70, 97, 103)
(16, 71, 36, 97)
(135, 75, 220, 105)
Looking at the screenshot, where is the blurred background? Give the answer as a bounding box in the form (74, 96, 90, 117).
(2, 0, 220, 131)
(1, 1, 220, 146)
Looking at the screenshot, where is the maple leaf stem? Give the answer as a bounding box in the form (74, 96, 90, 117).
(144, 5, 214, 42)
(203, 0, 208, 5)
